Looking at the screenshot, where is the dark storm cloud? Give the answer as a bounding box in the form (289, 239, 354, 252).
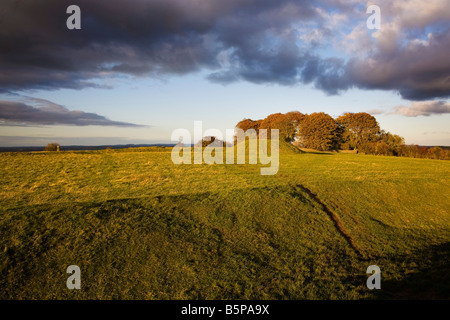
(0, 0, 449, 100)
(0, 0, 337, 93)
(346, 30, 450, 101)
(0, 99, 144, 127)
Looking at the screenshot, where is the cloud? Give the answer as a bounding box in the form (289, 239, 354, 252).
(365, 108, 385, 115)
(388, 100, 450, 117)
(0, 0, 325, 91)
(422, 131, 450, 136)
(344, 0, 450, 100)
(0, 98, 145, 127)
(0, 0, 449, 100)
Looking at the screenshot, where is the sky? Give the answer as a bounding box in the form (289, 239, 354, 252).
(0, 0, 449, 147)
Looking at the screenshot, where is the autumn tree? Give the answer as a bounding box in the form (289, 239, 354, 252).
(234, 118, 262, 145)
(279, 111, 305, 142)
(257, 111, 305, 142)
(235, 118, 262, 132)
(427, 146, 443, 160)
(285, 111, 305, 125)
(379, 131, 405, 156)
(297, 112, 340, 151)
(336, 112, 380, 151)
(259, 113, 284, 130)
(259, 113, 285, 140)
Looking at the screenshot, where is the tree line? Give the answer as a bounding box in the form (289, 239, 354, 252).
(235, 112, 449, 160)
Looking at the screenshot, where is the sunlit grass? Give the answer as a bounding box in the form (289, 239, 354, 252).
(0, 146, 449, 299)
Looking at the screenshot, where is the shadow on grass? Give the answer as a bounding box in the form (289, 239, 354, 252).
(302, 151, 334, 155)
(373, 242, 450, 300)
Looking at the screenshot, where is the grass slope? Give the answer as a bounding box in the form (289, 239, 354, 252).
(0, 146, 449, 299)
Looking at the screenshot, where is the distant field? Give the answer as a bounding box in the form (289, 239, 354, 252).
(0, 146, 449, 299)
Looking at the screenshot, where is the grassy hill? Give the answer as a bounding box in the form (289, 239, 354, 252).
(0, 145, 449, 299)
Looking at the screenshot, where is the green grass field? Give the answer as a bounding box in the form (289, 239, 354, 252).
(1, 145, 449, 299)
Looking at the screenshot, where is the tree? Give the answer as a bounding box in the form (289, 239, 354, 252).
(379, 131, 405, 156)
(374, 141, 390, 155)
(398, 144, 419, 158)
(258, 111, 305, 142)
(259, 113, 284, 129)
(428, 146, 443, 160)
(336, 112, 380, 151)
(195, 136, 227, 148)
(234, 119, 261, 145)
(277, 111, 305, 143)
(235, 118, 262, 132)
(259, 113, 285, 140)
(297, 112, 340, 151)
(285, 111, 305, 125)
(44, 143, 60, 151)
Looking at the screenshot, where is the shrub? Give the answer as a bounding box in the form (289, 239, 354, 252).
(44, 143, 60, 152)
